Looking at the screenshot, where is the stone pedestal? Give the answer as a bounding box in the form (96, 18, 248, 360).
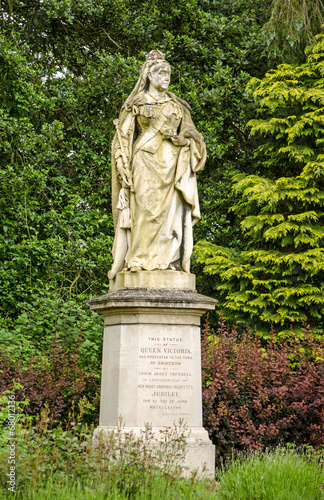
(89, 270, 216, 475)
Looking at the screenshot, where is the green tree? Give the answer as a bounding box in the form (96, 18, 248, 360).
(0, 0, 274, 360)
(0, 1, 269, 306)
(195, 35, 324, 337)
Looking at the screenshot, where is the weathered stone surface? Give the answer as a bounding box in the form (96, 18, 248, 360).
(89, 287, 215, 314)
(92, 49, 214, 476)
(109, 269, 196, 291)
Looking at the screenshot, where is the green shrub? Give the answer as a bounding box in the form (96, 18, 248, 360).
(0, 293, 103, 369)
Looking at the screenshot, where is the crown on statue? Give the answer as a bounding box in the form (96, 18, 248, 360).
(146, 50, 165, 61)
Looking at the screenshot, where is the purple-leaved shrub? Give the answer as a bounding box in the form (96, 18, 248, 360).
(201, 318, 324, 466)
(0, 333, 100, 423)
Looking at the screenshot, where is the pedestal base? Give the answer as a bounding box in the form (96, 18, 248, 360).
(109, 269, 196, 291)
(93, 426, 215, 476)
(89, 270, 217, 476)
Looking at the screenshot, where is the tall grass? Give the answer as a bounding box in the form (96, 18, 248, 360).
(0, 399, 217, 499)
(8, 476, 218, 499)
(5, 446, 324, 499)
(216, 446, 324, 500)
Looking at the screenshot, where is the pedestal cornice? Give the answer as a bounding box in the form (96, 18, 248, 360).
(89, 287, 217, 315)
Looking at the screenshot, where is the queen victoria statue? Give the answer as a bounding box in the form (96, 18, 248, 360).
(109, 50, 206, 279)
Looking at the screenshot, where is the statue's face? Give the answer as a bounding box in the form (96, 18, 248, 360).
(148, 64, 171, 92)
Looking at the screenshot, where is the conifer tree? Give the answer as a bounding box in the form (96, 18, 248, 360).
(263, 0, 324, 63)
(196, 35, 324, 337)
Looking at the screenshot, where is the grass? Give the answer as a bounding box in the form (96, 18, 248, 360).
(8, 476, 218, 499)
(216, 446, 324, 500)
(1, 398, 323, 499)
(0, 403, 219, 499)
(4, 447, 324, 499)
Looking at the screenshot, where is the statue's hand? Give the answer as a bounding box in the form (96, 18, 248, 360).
(161, 128, 176, 139)
(170, 135, 190, 147)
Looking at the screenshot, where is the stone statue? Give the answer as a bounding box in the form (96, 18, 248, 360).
(109, 50, 206, 279)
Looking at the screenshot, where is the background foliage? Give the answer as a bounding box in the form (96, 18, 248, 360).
(0, 0, 276, 365)
(263, 0, 324, 64)
(1, 0, 324, 464)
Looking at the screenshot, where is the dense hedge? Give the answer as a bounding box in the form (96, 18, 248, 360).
(202, 318, 324, 466)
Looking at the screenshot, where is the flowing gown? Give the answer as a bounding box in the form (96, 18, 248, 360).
(128, 98, 184, 270)
(109, 91, 206, 278)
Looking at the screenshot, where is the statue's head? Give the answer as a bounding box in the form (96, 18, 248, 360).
(145, 51, 171, 93)
(124, 50, 172, 108)
(145, 50, 166, 62)
(144, 50, 171, 92)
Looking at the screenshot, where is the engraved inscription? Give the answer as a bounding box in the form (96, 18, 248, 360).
(137, 334, 194, 417)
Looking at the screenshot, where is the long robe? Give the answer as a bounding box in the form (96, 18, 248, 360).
(109, 91, 206, 279)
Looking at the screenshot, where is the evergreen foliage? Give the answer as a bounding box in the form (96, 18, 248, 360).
(263, 0, 324, 63)
(196, 35, 324, 336)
